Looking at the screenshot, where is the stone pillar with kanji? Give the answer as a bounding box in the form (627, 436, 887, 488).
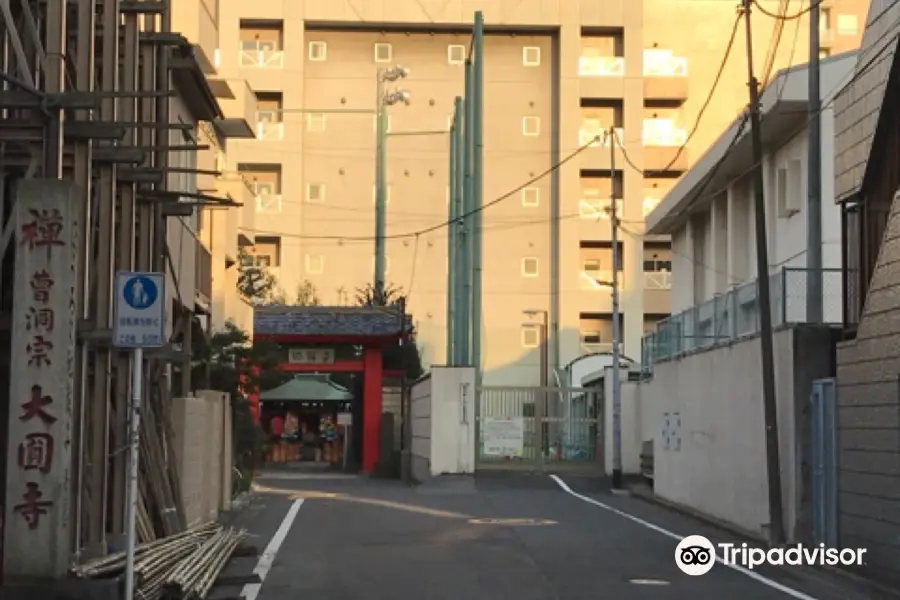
(4, 180, 79, 578)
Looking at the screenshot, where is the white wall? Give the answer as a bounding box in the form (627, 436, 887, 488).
(669, 118, 843, 320)
(634, 328, 800, 540)
(409, 367, 477, 481)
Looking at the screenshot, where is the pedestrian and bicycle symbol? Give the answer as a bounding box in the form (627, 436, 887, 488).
(113, 271, 165, 348)
(123, 275, 158, 310)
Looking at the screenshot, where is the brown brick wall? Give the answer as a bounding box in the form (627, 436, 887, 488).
(835, 193, 900, 580)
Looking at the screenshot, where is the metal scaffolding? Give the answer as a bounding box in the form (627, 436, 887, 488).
(0, 0, 213, 562)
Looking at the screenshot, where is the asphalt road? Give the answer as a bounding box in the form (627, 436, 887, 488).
(213, 471, 896, 600)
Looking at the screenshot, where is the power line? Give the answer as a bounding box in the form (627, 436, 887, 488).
(244, 20, 897, 247)
(753, 0, 823, 20)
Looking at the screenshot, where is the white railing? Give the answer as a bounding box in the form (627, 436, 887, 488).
(256, 121, 284, 141)
(255, 193, 282, 213)
(578, 56, 624, 77)
(582, 341, 614, 354)
(644, 271, 672, 290)
(642, 50, 688, 77)
(642, 119, 687, 146)
(643, 197, 661, 217)
(580, 270, 614, 290)
(239, 49, 284, 68)
(578, 198, 622, 220)
(579, 126, 622, 147)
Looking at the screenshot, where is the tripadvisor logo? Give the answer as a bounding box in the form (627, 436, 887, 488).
(675, 535, 866, 576)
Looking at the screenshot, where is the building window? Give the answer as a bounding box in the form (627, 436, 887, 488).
(374, 42, 392, 63)
(523, 46, 541, 66)
(521, 257, 539, 277)
(253, 236, 282, 267)
(306, 183, 325, 203)
(307, 113, 326, 131)
(776, 159, 802, 217)
(521, 325, 540, 348)
(305, 254, 324, 274)
(448, 44, 466, 65)
(521, 188, 540, 207)
(522, 116, 541, 136)
(308, 41, 327, 61)
(581, 330, 602, 345)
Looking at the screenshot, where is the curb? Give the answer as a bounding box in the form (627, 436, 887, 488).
(627, 484, 900, 599)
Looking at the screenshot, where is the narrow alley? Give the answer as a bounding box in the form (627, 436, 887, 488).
(217, 473, 890, 600)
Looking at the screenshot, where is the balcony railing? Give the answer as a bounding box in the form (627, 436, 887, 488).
(641, 267, 843, 371)
(642, 50, 688, 77)
(582, 341, 614, 354)
(196, 238, 212, 300)
(580, 270, 616, 290)
(579, 126, 621, 147)
(643, 197, 661, 217)
(256, 121, 284, 141)
(642, 119, 687, 146)
(578, 56, 624, 77)
(579, 198, 622, 219)
(239, 47, 284, 68)
(644, 270, 672, 290)
(255, 193, 282, 213)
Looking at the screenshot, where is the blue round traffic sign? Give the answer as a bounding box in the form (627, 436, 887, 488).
(123, 275, 158, 310)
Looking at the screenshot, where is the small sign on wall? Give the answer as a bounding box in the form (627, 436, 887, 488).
(288, 348, 335, 364)
(482, 417, 525, 457)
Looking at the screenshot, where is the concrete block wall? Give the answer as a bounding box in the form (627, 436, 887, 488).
(171, 391, 234, 527)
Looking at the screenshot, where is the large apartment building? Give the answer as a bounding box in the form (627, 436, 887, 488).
(213, 0, 866, 385)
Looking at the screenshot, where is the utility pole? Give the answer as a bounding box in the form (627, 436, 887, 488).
(609, 127, 623, 490)
(454, 98, 467, 364)
(742, 0, 786, 544)
(471, 11, 485, 381)
(447, 103, 460, 364)
(806, 0, 823, 322)
(461, 60, 474, 365)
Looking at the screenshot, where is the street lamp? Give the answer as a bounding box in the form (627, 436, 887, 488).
(374, 66, 410, 294)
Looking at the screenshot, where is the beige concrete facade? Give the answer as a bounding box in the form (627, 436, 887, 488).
(213, 0, 866, 384)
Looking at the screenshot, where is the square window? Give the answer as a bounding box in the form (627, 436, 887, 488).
(521, 326, 540, 348)
(306, 183, 325, 203)
(521, 188, 540, 207)
(523, 46, 541, 66)
(372, 184, 392, 204)
(521, 257, 539, 277)
(309, 41, 327, 61)
(522, 116, 540, 136)
(375, 43, 392, 63)
(305, 254, 324, 274)
(581, 330, 602, 345)
(307, 113, 326, 132)
(448, 44, 466, 65)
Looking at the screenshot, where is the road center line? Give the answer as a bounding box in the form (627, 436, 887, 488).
(549, 475, 822, 600)
(240, 499, 305, 600)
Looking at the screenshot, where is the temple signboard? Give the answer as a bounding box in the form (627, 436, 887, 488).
(4, 180, 79, 577)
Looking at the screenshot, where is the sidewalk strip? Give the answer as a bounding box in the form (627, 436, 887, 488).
(549, 475, 821, 600)
(241, 499, 305, 600)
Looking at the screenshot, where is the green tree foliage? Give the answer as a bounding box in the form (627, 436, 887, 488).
(353, 282, 423, 380)
(236, 248, 279, 305)
(295, 280, 322, 306)
(193, 321, 286, 475)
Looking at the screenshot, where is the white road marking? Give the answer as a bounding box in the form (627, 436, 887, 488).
(240, 499, 305, 600)
(549, 475, 823, 600)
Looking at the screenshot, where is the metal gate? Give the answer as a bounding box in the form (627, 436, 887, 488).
(475, 386, 602, 471)
(811, 378, 838, 547)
